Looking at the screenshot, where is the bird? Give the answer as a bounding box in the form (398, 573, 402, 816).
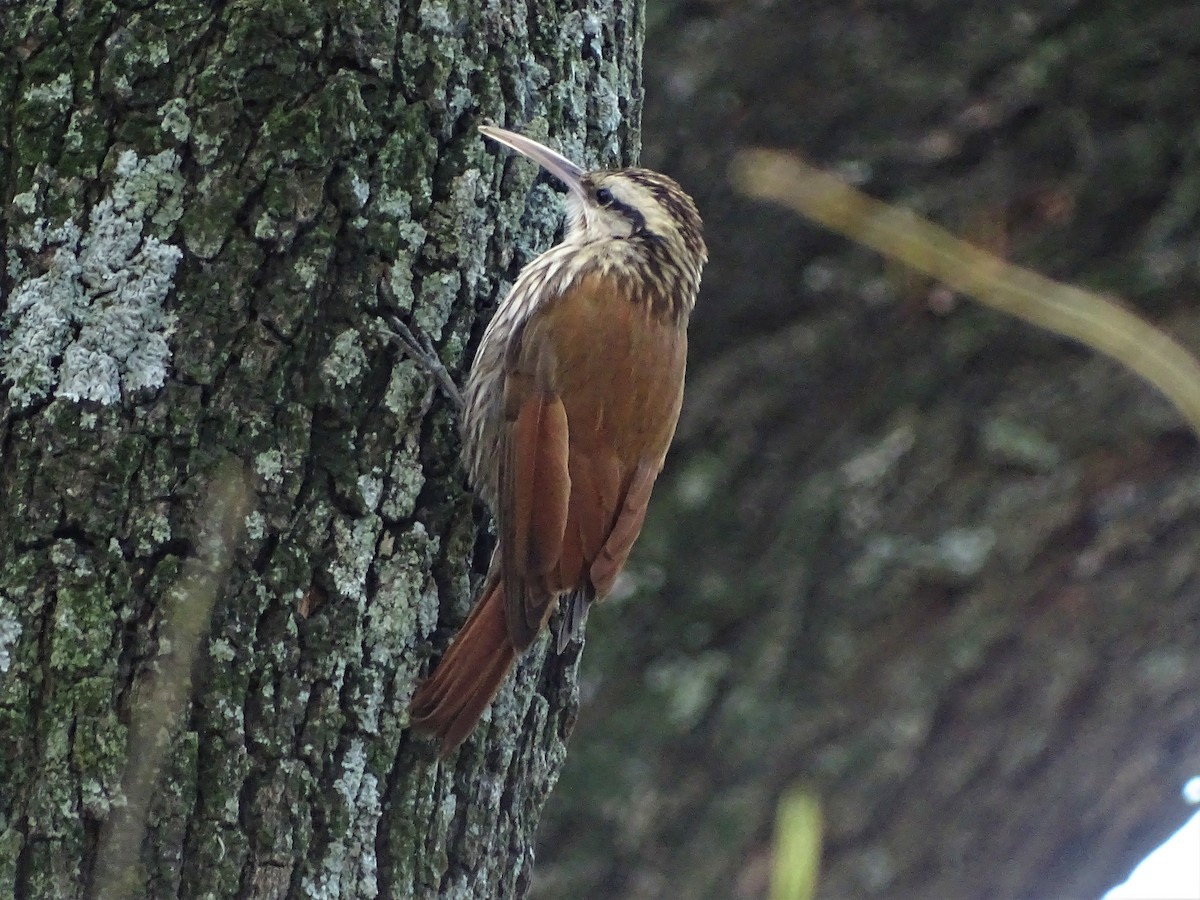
(407, 125, 707, 753)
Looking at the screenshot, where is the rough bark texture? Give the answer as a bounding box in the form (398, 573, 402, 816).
(536, 2, 1200, 898)
(0, 2, 641, 898)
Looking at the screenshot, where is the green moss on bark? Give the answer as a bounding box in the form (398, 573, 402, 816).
(2, 1, 643, 897)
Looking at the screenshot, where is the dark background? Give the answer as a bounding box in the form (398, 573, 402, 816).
(536, 2, 1200, 897)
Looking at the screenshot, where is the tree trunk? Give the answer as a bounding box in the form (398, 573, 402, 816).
(536, 2, 1200, 898)
(0, 2, 642, 897)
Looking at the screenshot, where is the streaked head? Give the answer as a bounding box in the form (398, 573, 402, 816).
(479, 125, 707, 299)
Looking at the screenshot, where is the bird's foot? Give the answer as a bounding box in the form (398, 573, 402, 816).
(379, 315, 464, 412)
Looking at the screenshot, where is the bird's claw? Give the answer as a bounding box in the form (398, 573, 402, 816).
(381, 315, 464, 412)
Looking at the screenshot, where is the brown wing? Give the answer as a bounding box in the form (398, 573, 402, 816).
(498, 271, 686, 651)
(500, 378, 571, 648)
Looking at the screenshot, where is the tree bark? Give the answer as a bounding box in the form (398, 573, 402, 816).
(0, 2, 642, 898)
(536, 2, 1200, 898)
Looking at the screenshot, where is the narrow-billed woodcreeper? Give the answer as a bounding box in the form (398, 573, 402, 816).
(408, 126, 707, 752)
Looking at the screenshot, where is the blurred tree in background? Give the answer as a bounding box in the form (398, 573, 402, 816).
(536, 2, 1200, 898)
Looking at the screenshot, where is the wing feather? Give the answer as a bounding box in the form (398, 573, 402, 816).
(590, 461, 658, 596)
(501, 388, 570, 650)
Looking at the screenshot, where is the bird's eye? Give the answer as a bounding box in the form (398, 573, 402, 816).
(595, 187, 614, 206)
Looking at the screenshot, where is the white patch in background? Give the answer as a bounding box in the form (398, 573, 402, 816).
(1106, 788, 1200, 900)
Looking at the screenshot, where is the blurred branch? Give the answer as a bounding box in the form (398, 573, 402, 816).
(771, 785, 823, 900)
(92, 460, 252, 900)
(731, 149, 1200, 441)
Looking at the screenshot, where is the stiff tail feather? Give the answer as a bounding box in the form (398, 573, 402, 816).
(409, 580, 516, 754)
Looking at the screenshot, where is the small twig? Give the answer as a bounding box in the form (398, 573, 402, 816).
(93, 461, 252, 900)
(381, 315, 464, 412)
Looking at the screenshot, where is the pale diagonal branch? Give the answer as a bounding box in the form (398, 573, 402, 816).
(732, 149, 1200, 440)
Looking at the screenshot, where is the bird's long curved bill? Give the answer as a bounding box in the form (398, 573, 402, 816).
(479, 125, 586, 199)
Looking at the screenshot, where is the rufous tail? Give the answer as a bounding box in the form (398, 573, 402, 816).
(409, 580, 515, 754)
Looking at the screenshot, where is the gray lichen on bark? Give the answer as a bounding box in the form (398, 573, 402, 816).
(4, 148, 182, 407)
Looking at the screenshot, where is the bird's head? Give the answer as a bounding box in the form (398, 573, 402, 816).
(479, 125, 707, 312)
